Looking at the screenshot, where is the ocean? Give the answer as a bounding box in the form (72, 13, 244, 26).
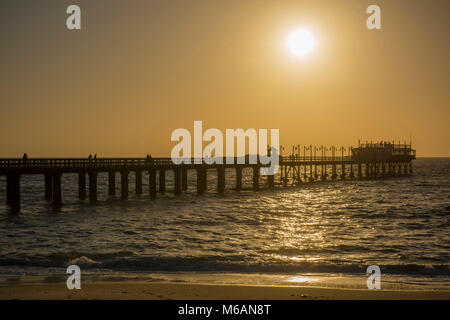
(0, 158, 449, 290)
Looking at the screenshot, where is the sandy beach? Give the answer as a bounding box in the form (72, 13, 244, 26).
(1, 281, 449, 300)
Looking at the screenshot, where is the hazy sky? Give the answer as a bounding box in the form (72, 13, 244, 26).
(1, 0, 449, 157)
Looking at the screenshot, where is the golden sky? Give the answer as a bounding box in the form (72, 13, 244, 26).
(1, 0, 449, 157)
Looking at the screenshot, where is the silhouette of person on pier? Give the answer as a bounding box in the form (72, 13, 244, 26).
(145, 154, 153, 165)
(22, 153, 28, 165)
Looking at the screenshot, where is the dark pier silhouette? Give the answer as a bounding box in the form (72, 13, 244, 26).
(0, 142, 416, 213)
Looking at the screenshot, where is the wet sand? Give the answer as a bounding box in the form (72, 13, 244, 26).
(1, 281, 449, 300)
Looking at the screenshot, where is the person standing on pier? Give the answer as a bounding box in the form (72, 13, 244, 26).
(145, 154, 153, 165)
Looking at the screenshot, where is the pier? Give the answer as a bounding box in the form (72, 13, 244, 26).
(0, 142, 416, 213)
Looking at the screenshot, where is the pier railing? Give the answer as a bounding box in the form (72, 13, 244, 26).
(0, 158, 174, 168)
(281, 156, 352, 162)
(0, 155, 359, 169)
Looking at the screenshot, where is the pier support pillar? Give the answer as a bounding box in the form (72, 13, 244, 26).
(267, 174, 274, 189)
(159, 169, 166, 193)
(197, 167, 207, 195)
(403, 163, 408, 175)
(203, 168, 208, 193)
(78, 172, 86, 200)
(365, 163, 369, 178)
(181, 168, 188, 191)
(341, 164, 346, 180)
(217, 167, 225, 193)
(7, 173, 20, 213)
(357, 163, 362, 179)
(6, 174, 12, 206)
(235, 167, 242, 191)
(349, 164, 355, 179)
(409, 162, 413, 174)
(388, 163, 393, 175)
(174, 167, 181, 195)
(52, 172, 62, 206)
(149, 168, 157, 198)
(121, 170, 129, 199)
(135, 170, 142, 195)
(88, 171, 97, 202)
(331, 165, 337, 180)
(108, 171, 116, 196)
(296, 166, 302, 184)
(44, 174, 53, 200)
(252, 166, 260, 191)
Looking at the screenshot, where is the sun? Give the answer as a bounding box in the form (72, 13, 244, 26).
(286, 28, 315, 57)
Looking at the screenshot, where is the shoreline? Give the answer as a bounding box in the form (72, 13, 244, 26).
(1, 281, 449, 300)
(0, 272, 449, 300)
